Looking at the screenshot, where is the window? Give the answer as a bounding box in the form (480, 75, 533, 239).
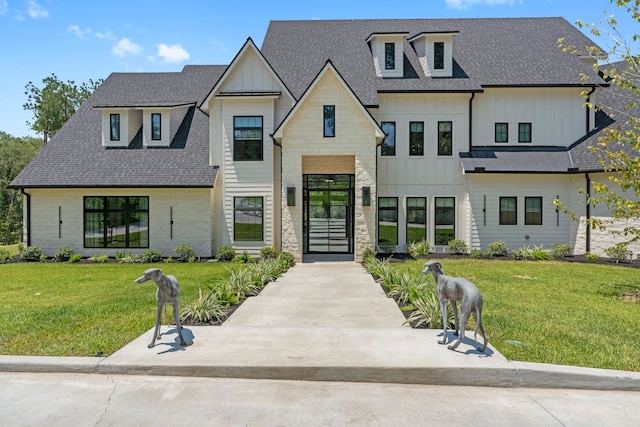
(434, 42, 444, 70)
(381, 122, 396, 156)
(409, 122, 424, 156)
(495, 123, 508, 143)
(110, 114, 120, 141)
(499, 197, 517, 225)
(435, 197, 455, 245)
(323, 105, 335, 137)
(518, 122, 531, 143)
(378, 197, 398, 246)
(151, 113, 161, 141)
(234, 197, 263, 241)
(385, 42, 395, 70)
(234, 116, 263, 161)
(438, 121, 452, 156)
(407, 197, 427, 243)
(525, 197, 543, 225)
(84, 196, 149, 248)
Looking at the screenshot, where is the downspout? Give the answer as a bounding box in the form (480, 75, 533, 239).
(20, 188, 31, 246)
(468, 92, 475, 153)
(585, 173, 591, 253)
(585, 86, 596, 134)
(270, 134, 283, 252)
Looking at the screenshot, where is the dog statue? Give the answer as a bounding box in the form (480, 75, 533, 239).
(135, 268, 188, 348)
(422, 260, 487, 352)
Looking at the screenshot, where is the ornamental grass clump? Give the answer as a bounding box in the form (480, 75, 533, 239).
(404, 291, 454, 329)
(384, 270, 428, 305)
(180, 288, 228, 325)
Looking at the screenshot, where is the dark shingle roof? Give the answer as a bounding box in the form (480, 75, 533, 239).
(10, 65, 226, 188)
(261, 18, 604, 106)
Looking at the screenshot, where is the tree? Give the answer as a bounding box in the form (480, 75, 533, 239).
(0, 131, 42, 245)
(23, 74, 102, 144)
(556, 0, 640, 243)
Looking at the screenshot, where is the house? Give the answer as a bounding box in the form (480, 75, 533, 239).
(9, 17, 637, 261)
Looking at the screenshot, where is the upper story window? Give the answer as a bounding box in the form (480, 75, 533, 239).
(499, 196, 517, 225)
(234, 116, 263, 161)
(525, 197, 543, 225)
(438, 121, 452, 156)
(151, 113, 162, 141)
(518, 122, 532, 143)
(324, 105, 335, 137)
(384, 43, 395, 70)
(409, 122, 424, 156)
(434, 42, 445, 70)
(495, 123, 508, 143)
(110, 114, 120, 141)
(381, 122, 396, 156)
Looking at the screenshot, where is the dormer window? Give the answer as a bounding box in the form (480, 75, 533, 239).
(151, 113, 162, 141)
(110, 114, 120, 141)
(385, 43, 395, 70)
(434, 42, 444, 70)
(409, 31, 458, 78)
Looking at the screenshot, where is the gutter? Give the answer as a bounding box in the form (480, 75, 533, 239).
(20, 189, 31, 246)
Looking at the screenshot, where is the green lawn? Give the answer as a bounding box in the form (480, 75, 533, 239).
(395, 258, 640, 372)
(0, 262, 230, 357)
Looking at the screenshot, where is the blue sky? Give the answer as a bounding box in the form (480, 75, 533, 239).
(0, 0, 636, 138)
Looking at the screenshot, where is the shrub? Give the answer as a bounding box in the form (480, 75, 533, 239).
(114, 250, 128, 260)
(364, 256, 391, 279)
(174, 244, 196, 262)
(447, 239, 468, 255)
(248, 259, 282, 288)
(470, 249, 492, 259)
(408, 239, 430, 257)
(277, 251, 295, 270)
(164, 256, 173, 264)
(384, 270, 428, 305)
(233, 251, 254, 264)
(378, 240, 396, 255)
(119, 253, 140, 264)
(68, 253, 83, 263)
(89, 253, 109, 263)
(19, 246, 44, 262)
(404, 291, 454, 329)
(585, 252, 600, 262)
(530, 245, 551, 260)
(259, 246, 278, 260)
(362, 247, 377, 261)
(552, 243, 573, 258)
(486, 241, 508, 257)
(54, 245, 76, 262)
(141, 249, 163, 263)
(514, 245, 531, 260)
(216, 246, 236, 262)
(180, 288, 228, 325)
(0, 249, 12, 263)
(605, 243, 631, 263)
(225, 267, 262, 299)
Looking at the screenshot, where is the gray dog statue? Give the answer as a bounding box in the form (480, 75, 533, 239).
(422, 260, 487, 352)
(135, 268, 189, 348)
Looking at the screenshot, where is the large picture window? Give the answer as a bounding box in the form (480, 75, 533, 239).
(378, 197, 398, 247)
(435, 197, 455, 245)
(234, 116, 263, 161)
(84, 196, 149, 248)
(438, 121, 452, 156)
(525, 197, 542, 225)
(499, 197, 517, 225)
(151, 113, 161, 141)
(406, 197, 427, 243)
(110, 114, 120, 141)
(323, 105, 335, 137)
(409, 121, 424, 156)
(234, 197, 263, 241)
(381, 122, 396, 156)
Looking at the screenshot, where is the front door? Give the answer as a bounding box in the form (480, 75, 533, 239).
(303, 174, 354, 254)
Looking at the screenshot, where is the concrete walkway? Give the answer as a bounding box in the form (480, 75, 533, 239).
(2, 261, 640, 391)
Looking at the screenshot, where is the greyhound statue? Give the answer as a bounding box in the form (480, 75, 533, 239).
(135, 268, 188, 348)
(422, 260, 488, 352)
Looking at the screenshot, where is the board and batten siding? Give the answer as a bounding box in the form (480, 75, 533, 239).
(25, 188, 214, 258)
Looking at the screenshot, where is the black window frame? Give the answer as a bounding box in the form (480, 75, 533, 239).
(378, 197, 398, 246)
(499, 196, 518, 225)
(434, 197, 455, 245)
(83, 196, 149, 249)
(409, 121, 424, 156)
(406, 197, 427, 244)
(381, 121, 396, 156)
(438, 121, 453, 156)
(323, 105, 335, 137)
(233, 196, 264, 241)
(384, 42, 395, 70)
(495, 122, 508, 143)
(151, 113, 162, 141)
(110, 113, 120, 141)
(233, 116, 264, 161)
(525, 196, 543, 225)
(434, 41, 445, 70)
(518, 122, 532, 143)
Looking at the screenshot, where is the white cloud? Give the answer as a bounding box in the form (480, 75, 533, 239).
(445, 0, 521, 10)
(112, 37, 143, 57)
(67, 24, 91, 38)
(95, 30, 117, 41)
(156, 43, 190, 63)
(27, 0, 48, 19)
(0, 0, 9, 16)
